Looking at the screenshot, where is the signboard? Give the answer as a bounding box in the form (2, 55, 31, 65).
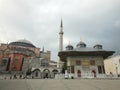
(82, 61, 90, 66)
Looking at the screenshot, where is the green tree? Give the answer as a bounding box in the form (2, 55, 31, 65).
(62, 62, 67, 74)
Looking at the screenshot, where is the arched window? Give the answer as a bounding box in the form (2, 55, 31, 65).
(52, 69, 58, 74)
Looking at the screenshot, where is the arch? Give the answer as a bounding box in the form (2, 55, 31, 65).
(52, 69, 58, 73)
(32, 69, 41, 78)
(51, 69, 59, 78)
(92, 70, 96, 77)
(32, 69, 41, 72)
(42, 69, 50, 78)
(77, 70, 81, 77)
(43, 69, 50, 72)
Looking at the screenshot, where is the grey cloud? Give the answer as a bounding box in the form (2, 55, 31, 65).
(0, 0, 120, 61)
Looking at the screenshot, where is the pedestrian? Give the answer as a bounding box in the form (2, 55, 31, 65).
(10, 75, 12, 79)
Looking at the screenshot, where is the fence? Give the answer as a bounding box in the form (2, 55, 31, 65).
(55, 73, 120, 79)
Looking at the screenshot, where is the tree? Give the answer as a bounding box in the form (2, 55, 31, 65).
(62, 62, 67, 74)
(26, 67, 31, 75)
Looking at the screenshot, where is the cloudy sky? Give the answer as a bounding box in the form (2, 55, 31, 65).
(0, 0, 120, 61)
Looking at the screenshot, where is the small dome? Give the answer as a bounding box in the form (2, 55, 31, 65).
(76, 41, 86, 48)
(93, 44, 102, 49)
(66, 44, 74, 50)
(9, 39, 36, 48)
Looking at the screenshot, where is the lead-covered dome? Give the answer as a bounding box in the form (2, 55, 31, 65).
(93, 44, 102, 49)
(9, 39, 36, 48)
(76, 41, 86, 48)
(66, 44, 74, 50)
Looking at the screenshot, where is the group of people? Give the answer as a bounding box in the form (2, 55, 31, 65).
(2, 74, 27, 80)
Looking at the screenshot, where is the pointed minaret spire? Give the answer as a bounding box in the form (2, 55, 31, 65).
(60, 19, 63, 28)
(59, 19, 63, 34)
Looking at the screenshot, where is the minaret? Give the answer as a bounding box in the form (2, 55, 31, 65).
(58, 19, 64, 68)
(59, 19, 64, 51)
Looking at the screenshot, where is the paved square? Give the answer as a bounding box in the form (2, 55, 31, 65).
(0, 79, 120, 90)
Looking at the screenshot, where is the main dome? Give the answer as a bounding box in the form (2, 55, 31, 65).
(9, 39, 36, 48)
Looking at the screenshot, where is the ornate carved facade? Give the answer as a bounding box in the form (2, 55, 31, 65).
(58, 41, 115, 78)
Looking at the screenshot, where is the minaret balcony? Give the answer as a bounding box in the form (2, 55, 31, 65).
(59, 32, 64, 34)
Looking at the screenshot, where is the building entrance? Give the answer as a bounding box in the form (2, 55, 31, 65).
(92, 70, 96, 77)
(43, 69, 50, 78)
(77, 70, 81, 77)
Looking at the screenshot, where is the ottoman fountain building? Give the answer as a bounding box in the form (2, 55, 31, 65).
(58, 41, 115, 78)
(58, 21, 115, 78)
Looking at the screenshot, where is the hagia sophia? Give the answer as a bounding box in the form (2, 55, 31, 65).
(0, 39, 58, 78)
(0, 20, 119, 79)
(0, 39, 40, 71)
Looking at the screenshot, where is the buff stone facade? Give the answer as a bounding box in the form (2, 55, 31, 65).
(58, 41, 115, 78)
(104, 55, 120, 76)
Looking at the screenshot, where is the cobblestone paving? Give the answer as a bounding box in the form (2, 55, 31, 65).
(0, 79, 120, 90)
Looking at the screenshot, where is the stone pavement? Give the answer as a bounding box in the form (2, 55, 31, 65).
(0, 79, 120, 90)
